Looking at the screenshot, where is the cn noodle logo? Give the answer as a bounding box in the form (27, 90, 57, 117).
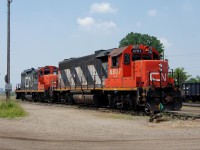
(25, 76, 34, 87)
(150, 72, 167, 82)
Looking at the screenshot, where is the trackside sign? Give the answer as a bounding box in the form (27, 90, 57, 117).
(5, 84, 12, 91)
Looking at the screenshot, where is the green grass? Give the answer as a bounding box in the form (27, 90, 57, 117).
(0, 99, 27, 118)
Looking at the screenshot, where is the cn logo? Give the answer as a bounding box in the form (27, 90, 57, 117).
(150, 72, 167, 82)
(25, 76, 33, 88)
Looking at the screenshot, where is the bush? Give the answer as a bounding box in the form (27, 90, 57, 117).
(0, 100, 27, 118)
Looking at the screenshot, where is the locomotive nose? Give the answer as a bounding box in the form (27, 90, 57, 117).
(144, 60, 169, 87)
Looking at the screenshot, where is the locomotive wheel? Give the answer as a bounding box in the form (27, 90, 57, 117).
(33, 97, 37, 102)
(64, 94, 69, 104)
(112, 97, 122, 108)
(50, 92, 58, 103)
(109, 97, 114, 108)
(67, 94, 74, 105)
(127, 100, 133, 110)
(93, 94, 100, 107)
(21, 95, 25, 101)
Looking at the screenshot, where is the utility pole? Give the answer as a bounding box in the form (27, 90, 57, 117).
(6, 0, 13, 100)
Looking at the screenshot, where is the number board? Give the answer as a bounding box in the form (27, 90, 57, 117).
(132, 49, 142, 53)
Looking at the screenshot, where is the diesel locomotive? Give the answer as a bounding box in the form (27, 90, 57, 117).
(16, 45, 182, 111)
(16, 66, 58, 101)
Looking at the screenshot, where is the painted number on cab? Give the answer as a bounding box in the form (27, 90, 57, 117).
(109, 68, 120, 75)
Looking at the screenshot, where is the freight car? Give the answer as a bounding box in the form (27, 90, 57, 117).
(181, 83, 200, 102)
(16, 45, 182, 112)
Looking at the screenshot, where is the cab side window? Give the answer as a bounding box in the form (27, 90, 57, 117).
(40, 70, 43, 77)
(112, 56, 119, 67)
(124, 53, 130, 65)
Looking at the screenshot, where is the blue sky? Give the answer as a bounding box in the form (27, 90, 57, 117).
(0, 0, 200, 88)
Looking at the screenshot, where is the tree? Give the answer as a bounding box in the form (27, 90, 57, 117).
(119, 32, 164, 53)
(196, 75, 200, 82)
(187, 75, 200, 83)
(173, 67, 191, 84)
(186, 77, 197, 83)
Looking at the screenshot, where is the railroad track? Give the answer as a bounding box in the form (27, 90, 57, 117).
(183, 102, 200, 107)
(21, 100, 147, 116)
(19, 100, 200, 122)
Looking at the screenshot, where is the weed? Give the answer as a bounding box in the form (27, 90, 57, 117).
(0, 100, 27, 118)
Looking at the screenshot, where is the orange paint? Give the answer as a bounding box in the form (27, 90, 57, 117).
(38, 66, 58, 90)
(105, 45, 174, 88)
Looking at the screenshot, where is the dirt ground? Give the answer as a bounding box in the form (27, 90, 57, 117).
(0, 102, 200, 150)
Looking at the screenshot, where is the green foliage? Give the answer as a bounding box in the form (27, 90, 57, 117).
(119, 32, 164, 53)
(187, 77, 198, 83)
(0, 100, 27, 118)
(187, 75, 200, 83)
(173, 67, 191, 84)
(196, 75, 200, 82)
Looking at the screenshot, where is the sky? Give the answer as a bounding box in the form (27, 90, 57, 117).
(0, 0, 200, 89)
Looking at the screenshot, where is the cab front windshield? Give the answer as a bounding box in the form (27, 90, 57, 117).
(132, 54, 151, 61)
(132, 47, 160, 61)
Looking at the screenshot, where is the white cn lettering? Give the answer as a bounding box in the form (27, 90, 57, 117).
(161, 73, 167, 82)
(25, 76, 30, 88)
(150, 72, 167, 82)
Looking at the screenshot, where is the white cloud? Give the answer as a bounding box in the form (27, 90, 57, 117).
(159, 37, 173, 48)
(77, 17, 95, 28)
(90, 2, 117, 14)
(77, 17, 117, 33)
(148, 9, 157, 17)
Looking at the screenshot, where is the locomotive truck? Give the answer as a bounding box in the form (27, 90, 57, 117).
(16, 45, 182, 112)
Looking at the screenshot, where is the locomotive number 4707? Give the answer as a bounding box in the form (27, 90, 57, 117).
(109, 68, 120, 75)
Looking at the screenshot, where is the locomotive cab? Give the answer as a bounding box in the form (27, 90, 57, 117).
(105, 45, 163, 88)
(38, 66, 58, 90)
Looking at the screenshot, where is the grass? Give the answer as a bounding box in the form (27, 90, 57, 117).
(0, 97, 27, 118)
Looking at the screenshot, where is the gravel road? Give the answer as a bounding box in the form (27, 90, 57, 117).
(0, 101, 200, 150)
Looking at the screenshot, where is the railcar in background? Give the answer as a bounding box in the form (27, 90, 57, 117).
(16, 45, 182, 112)
(181, 83, 200, 102)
